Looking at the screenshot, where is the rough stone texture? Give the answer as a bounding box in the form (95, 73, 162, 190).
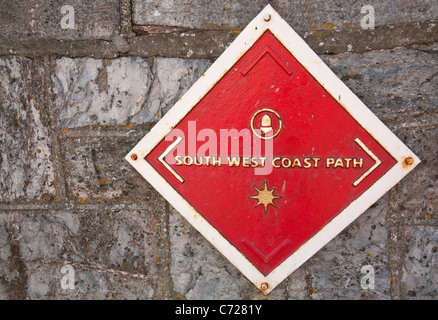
(0, 57, 55, 203)
(0, 209, 161, 299)
(52, 57, 211, 128)
(168, 195, 392, 300)
(3, 2, 438, 58)
(0, 0, 120, 41)
(128, 31, 238, 59)
(132, 57, 211, 122)
(133, 0, 268, 30)
(60, 134, 160, 203)
(391, 125, 438, 223)
(272, 0, 438, 32)
(52, 57, 153, 128)
(133, 0, 437, 31)
(322, 43, 438, 127)
(24, 261, 157, 300)
(402, 226, 438, 299)
(306, 197, 391, 300)
(304, 20, 438, 55)
(169, 207, 291, 300)
(169, 207, 254, 299)
(130, 1, 438, 58)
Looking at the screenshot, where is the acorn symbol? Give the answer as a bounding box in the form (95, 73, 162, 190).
(260, 114, 273, 135)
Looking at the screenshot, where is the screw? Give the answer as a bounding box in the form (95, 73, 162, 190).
(263, 13, 271, 22)
(131, 153, 138, 161)
(260, 283, 269, 290)
(405, 157, 414, 166)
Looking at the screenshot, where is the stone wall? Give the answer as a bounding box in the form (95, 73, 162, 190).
(0, 0, 436, 300)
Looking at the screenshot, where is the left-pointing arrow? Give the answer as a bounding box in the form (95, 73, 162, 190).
(158, 136, 185, 183)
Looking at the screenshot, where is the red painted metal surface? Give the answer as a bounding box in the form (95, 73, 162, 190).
(146, 31, 396, 275)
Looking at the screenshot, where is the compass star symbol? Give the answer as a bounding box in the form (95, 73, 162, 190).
(249, 182, 282, 214)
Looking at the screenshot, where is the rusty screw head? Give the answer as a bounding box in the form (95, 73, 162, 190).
(405, 157, 414, 166)
(263, 13, 271, 22)
(131, 153, 138, 161)
(260, 283, 269, 290)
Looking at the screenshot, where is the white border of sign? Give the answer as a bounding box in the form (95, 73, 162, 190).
(126, 5, 420, 294)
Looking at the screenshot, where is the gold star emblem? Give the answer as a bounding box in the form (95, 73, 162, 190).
(249, 182, 281, 214)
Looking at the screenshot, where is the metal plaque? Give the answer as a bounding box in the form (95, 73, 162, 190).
(126, 5, 420, 294)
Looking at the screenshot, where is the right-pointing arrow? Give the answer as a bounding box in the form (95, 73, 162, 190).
(158, 136, 185, 183)
(353, 138, 382, 187)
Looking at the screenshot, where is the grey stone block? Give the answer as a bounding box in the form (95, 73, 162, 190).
(52, 57, 153, 128)
(0, 39, 123, 60)
(133, 0, 438, 33)
(131, 1, 438, 57)
(169, 207, 253, 299)
(60, 135, 160, 203)
(133, 0, 268, 30)
(402, 225, 438, 299)
(272, 0, 438, 32)
(0, 209, 161, 299)
(0, 56, 55, 203)
(132, 57, 211, 123)
(0, 0, 120, 41)
(322, 44, 438, 125)
(322, 44, 438, 224)
(391, 125, 438, 222)
(306, 197, 391, 299)
(168, 207, 289, 299)
(52, 57, 212, 128)
(128, 30, 237, 59)
(286, 267, 309, 300)
(169, 199, 391, 299)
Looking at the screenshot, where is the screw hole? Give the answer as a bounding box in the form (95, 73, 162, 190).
(405, 157, 414, 166)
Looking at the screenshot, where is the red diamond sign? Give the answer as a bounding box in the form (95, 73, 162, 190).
(126, 5, 420, 294)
